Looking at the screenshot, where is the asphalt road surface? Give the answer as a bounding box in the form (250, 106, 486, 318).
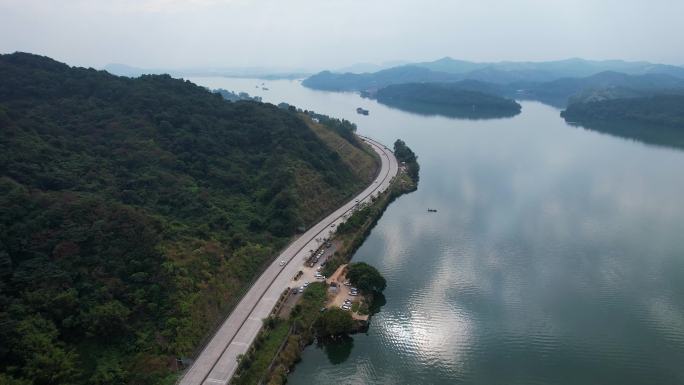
(179, 135, 399, 385)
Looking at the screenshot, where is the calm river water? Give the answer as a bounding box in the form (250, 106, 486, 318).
(191, 77, 684, 385)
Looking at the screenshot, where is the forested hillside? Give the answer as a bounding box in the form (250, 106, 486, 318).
(0, 53, 376, 384)
(375, 83, 521, 119)
(561, 94, 684, 150)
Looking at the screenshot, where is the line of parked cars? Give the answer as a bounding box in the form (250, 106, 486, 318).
(292, 280, 311, 295)
(309, 248, 326, 267)
(341, 298, 353, 311)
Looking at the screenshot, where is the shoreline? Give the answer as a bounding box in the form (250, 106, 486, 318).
(231, 143, 418, 385)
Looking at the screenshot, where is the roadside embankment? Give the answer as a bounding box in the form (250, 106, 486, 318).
(232, 139, 419, 385)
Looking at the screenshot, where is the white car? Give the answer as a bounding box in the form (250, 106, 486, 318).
(279, 260, 286, 266)
(303, 281, 310, 287)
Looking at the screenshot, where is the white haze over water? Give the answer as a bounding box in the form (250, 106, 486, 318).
(1, 0, 684, 70)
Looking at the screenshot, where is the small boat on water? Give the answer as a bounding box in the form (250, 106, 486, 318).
(427, 208, 437, 212)
(356, 107, 369, 115)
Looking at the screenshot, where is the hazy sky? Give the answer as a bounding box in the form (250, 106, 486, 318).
(1, 0, 683, 70)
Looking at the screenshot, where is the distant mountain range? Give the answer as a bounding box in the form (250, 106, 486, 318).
(412, 57, 684, 80)
(103, 63, 311, 79)
(303, 57, 684, 107)
(333, 60, 410, 74)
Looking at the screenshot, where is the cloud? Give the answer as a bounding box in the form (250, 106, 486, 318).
(2, 0, 683, 68)
(0, 0, 240, 14)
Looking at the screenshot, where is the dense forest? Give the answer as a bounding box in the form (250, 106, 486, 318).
(393, 139, 419, 184)
(375, 83, 521, 119)
(561, 94, 684, 150)
(0, 53, 376, 384)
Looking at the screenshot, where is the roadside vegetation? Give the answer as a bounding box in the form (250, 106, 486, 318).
(323, 141, 419, 279)
(346, 262, 386, 294)
(0, 52, 377, 385)
(232, 317, 290, 385)
(394, 139, 420, 185)
(232, 282, 327, 385)
(245, 141, 419, 384)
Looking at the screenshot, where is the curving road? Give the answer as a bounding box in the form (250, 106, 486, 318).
(179, 135, 399, 385)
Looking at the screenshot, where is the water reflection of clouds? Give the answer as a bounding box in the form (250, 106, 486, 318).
(380, 247, 476, 373)
(195, 79, 684, 383)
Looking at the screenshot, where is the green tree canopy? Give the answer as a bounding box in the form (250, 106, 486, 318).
(318, 308, 354, 336)
(346, 262, 387, 293)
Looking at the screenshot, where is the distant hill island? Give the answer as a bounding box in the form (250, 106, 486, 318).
(561, 94, 684, 150)
(374, 83, 521, 119)
(305, 57, 684, 149)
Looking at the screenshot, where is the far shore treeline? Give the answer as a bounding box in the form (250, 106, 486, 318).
(305, 57, 684, 149)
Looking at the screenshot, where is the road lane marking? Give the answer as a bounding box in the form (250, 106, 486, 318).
(205, 378, 227, 384)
